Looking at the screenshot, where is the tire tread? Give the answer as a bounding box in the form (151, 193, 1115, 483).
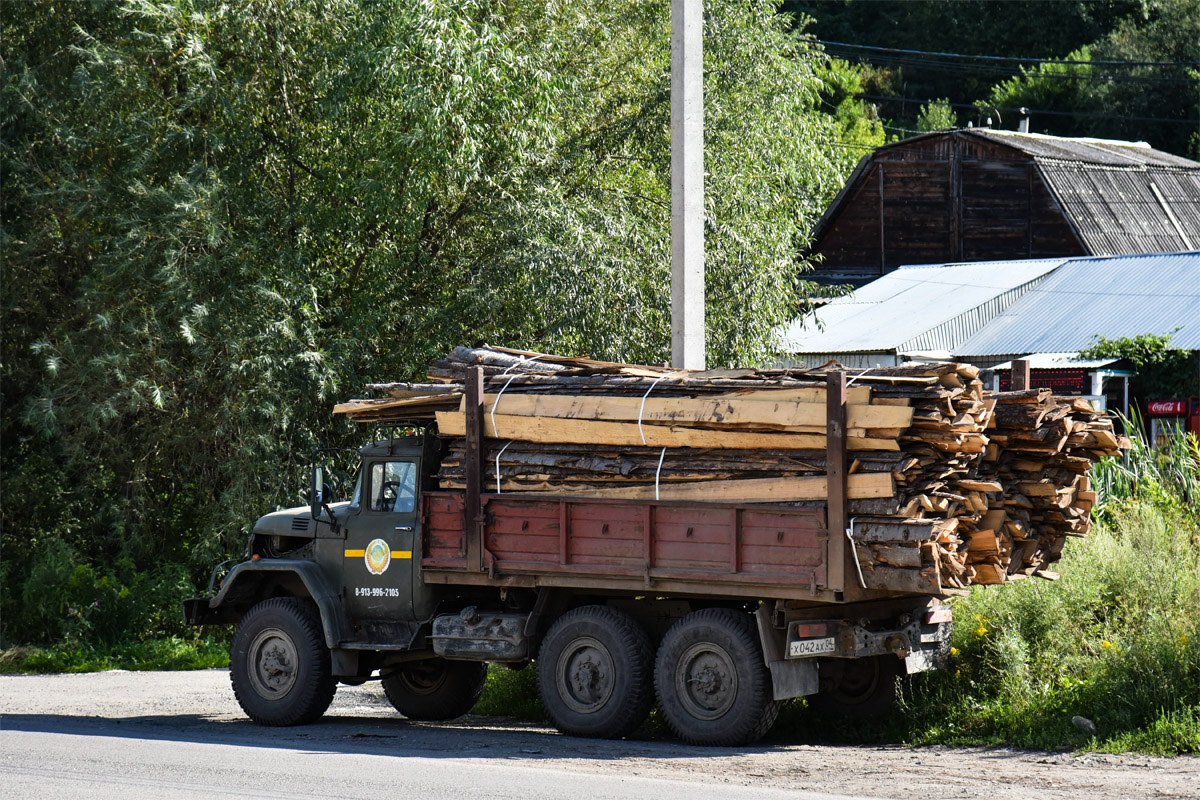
(230, 597, 336, 727)
(654, 607, 781, 746)
(536, 605, 653, 739)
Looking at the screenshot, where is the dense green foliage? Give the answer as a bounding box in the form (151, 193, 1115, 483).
(1079, 333, 1200, 406)
(1, 0, 880, 647)
(784, 0, 1199, 156)
(984, 0, 1200, 158)
(916, 98, 956, 132)
(901, 506, 1199, 754)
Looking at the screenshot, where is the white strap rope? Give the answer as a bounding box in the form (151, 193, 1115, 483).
(846, 517, 867, 589)
(845, 368, 874, 388)
(500, 353, 544, 375)
(654, 447, 667, 501)
(489, 354, 544, 439)
(490, 373, 519, 440)
(494, 440, 513, 494)
(638, 374, 670, 445)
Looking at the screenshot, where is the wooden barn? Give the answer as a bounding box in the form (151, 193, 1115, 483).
(807, 129, 1200, 286)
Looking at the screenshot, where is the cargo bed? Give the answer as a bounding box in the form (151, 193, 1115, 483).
(422, 492, 844, 600)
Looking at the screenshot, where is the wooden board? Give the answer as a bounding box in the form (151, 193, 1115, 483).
(504, 473, 894, 502)
(469, 393, 914, 430)
(436, 412, 901, 451)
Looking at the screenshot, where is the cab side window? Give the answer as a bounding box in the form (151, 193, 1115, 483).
(368, 461, 417, 513)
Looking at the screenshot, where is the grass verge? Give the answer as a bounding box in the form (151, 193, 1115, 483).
(899, 499, 1200, 755)
(0, 635, 229, 674)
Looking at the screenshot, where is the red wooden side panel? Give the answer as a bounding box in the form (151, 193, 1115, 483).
(424, 492, 828, 591)
(563, 503, 645, 568)
(739, 510, 827, 575)
(486, 499, 559, 563)
(653, 506, 740, 572)
(423, 492, 466, 566)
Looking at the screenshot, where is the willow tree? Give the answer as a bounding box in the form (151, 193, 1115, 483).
(1, 0, 877, 643)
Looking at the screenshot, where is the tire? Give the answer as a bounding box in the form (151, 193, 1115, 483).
(536, 605, 654, 739)
(811, 655, 899, 718)
(381, 658, 488, 721)
(653, 608, 781, 746)
(230, 597, 336, 726)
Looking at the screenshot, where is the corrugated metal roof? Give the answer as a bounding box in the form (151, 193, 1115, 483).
(778, 259, 1066, 354)
(968, 130, 1198, 169)
(1038, 164, 1199, 255)
(955, 252, 1200, 356)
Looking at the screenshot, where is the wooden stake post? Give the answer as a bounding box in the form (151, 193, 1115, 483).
(464, 367, 486, 572)
(826, 370, 848, 594)
(1012, 359, 1031, 392)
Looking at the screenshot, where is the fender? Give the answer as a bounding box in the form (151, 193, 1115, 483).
(184, 559, 347, 649)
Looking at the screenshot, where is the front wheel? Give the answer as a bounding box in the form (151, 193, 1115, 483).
(230, 597, 336, 726)
(381, 658, 488, 721)
(654, 608, 780, 746)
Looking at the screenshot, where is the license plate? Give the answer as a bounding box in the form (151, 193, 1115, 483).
(789, 636, 836, 657)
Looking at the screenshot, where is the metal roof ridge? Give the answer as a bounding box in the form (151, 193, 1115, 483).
(979, 129, 1151, 149)
(1059, 250, 1200, 264)
(1035, 158, 1198, 172)
(894, 270, 1057, 353)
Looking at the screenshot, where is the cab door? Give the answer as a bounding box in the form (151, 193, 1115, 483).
(343, 458, 419, 624)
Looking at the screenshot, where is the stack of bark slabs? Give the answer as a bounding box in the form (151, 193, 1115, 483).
(962, 389, 1123, 585)
(335, 346, 1125, 595)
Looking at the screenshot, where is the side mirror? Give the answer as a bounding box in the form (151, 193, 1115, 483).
(311, 466, 324, 520)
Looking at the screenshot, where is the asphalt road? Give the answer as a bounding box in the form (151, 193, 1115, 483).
(2, 670, 1196, 800)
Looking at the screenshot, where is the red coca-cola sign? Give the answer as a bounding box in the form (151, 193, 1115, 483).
(1147, 400, 1186, 416)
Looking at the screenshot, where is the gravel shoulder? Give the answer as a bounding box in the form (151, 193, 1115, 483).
(1, 669, 1196, 799)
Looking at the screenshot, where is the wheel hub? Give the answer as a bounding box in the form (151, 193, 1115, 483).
(693, 665, 723, 694)
(677, 643, 738, 721)
(556, 637, 615, 713)
(248, 628, 298, 699)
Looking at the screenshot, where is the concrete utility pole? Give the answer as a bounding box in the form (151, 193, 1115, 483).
(671, 0, 705, 370)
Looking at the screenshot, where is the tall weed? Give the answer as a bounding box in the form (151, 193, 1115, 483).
(1092, 410, 1199, 525)
(904, 500, 1200, 753)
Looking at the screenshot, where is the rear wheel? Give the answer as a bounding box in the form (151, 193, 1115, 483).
(536, 605, 653, 739)
(230, 597, 336, 726)
(654, 608, 780, 746)
(381, 658, 488, 721)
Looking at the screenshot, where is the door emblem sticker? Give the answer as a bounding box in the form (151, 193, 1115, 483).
(364, 538, 392, 575)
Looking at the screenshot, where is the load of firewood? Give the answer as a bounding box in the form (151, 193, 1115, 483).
(335, 346, 1127, 594)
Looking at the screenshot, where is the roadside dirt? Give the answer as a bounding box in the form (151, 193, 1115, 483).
(2, 669, 1196, 799)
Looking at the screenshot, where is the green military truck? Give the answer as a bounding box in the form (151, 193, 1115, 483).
(185, 370, 952, 746)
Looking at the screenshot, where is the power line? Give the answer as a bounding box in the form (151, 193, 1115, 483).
(855, 94, 1199, 126)
(823, 50, 1196, 85)
(817, 40, 1200, 69)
